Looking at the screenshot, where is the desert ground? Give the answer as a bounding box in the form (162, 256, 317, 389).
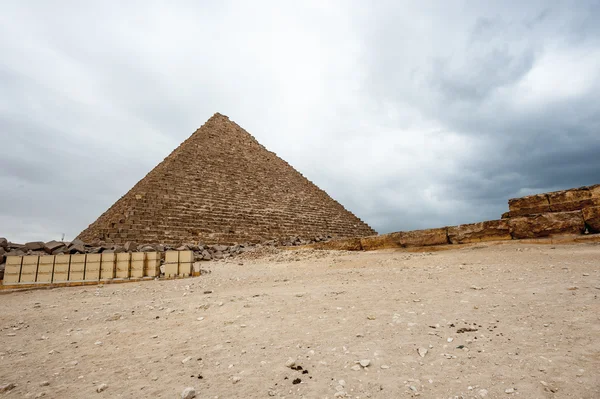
(0, 242, 599, 399)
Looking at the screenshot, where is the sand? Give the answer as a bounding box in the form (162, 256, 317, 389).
(0, 242, 599, 398)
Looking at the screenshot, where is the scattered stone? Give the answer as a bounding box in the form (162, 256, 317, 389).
(25, 241, 45, 251)
(96, 383, 108, 393)
(292, 378, 301, 385)
(182, 356, 193, 364)
(478, 388, 489, 397)
(380, 365, 390, 369)
(285, 358, 296, 368)
(0, 383, 16, 393)
(232, 376, 241, 384)
(505, 387, 515, 394)
(181, 387, 196, 399)
(417, 347, 428, 358)
(456, 327, 478, 333)
(350, 365, 361, 371)
(40, 381, 50, 387)
(359, 359, 371, 368)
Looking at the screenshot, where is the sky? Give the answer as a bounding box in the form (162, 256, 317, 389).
(1, 1, 600, 243)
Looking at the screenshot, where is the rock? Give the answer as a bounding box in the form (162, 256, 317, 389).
(0, 383, 15, 393)
(181, 387, 196, 399)
(121, 242, 136, 252)
(213, 251, 224, 260)
(350, 365, 361, 371)
(359, 359, 371, 368)
(505, 387, 515, 394)
(447, 220, 511, 244)
(0, 237, 7, 249)
(508, 193, 551, 217)
(417, 347, 428, 358)
(582, 206, 600, 233)
(43, 241, 65, 254)
(113, 246, 125, 254)
(232, 376, 241, 384)
(548, 187, 595, 212)
(478, 389, 489, 397)
(182, 356, 192, 364)
(69, 243, 85, 254)
(69, 239, 85, 248)
(95, 383, 108, 393)
(509, 211, 586, 239)
(140, 245, 155, 252)
(202, 251, 212, 261)
(380, 365, 390, 369)
(285, 358, 296, 368)
(25, 241, 45, 251)
(7, 249, 25, 257)
(311, 238, 363, 251)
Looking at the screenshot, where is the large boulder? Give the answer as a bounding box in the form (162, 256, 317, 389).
(547, 187, 595, 212)
(509, 211, 585, 239)
(44, 240, 66, 254)
(123, 241, 138, 252)
(508, 193, 551, 217)
(312, 238, 363, 251)
(25, 241, 45, 251)
(399, 228, 449, 247)
(448, 220, 511, 244)
(582, 206, 600, 233)
(0, 238, 7, 249)
(360, 232, 404, 251)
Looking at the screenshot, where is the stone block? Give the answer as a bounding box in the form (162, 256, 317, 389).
(115, 253, 131, 279)
(0, 237, 7, 249)
(312, 238, 363, 251)
(508, 193, 550, 216)
(84, 254, 101, 281)
(69, 254, 86, 281)
(547, 187, 594, 212)
(25, 242, 45, 251)
(130, 252, 145, 278)
(100, 253, 116, 280)
(509, 211, 585, 239)
(399, 228, 449, 247)
(44, 240, 66, 254)
(582, 206, 600, 233)
(144, 252, 160, 277)
(447, 220, 511, 244)
(3, 256, 23, 284)
(19, 255, 39, 283)
(53, 255, 71, 282)
(360, 232, 404, 251)
(124, 241, 138, 252)
(36, 255, 55, 283)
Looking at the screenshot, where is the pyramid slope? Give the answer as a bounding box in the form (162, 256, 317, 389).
(77, 113, 376, 245)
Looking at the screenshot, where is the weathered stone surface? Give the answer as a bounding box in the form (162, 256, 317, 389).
(25, 241, 45, 251)
(69, 239, 85, 248)
(69, 243, 85, 254)
(44, 240, 65, 254)
(0, 237, 8, 249)
(312, 238, 363, 251)
(589, 184, 600, 198)
(501, 212, 510, 219)
(509, 211, 585, 239)
(547, 187, 594, 212)
(448, 220, 511, 244)
(508, 193, 550, 217)
(582, 206, 600, 233)
(399, 228, 449, 247)
(123, 241, 138, 252)
(77, 113, 376, 245)
(360, 232, 404, 251)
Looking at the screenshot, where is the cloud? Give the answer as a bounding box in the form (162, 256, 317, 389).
(1, 1, 599, 242)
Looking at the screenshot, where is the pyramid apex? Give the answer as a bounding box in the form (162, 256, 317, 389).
(210, 112, 230, 120)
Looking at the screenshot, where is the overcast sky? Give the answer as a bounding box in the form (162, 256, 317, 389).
(1, 1, 600, 243)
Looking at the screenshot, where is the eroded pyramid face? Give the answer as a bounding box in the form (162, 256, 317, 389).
(77, 113, 376, 245)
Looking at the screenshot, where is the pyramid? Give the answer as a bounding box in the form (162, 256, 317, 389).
(77, 113, 376, 245)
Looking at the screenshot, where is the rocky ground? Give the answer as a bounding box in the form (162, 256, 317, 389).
(0, 242, 599, 398)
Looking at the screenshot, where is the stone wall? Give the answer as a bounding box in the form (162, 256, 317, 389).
(312, 183, 600, 252)
(77, 113, 376, 245)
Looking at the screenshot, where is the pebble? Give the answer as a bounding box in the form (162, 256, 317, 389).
(359, 359, 371, 368)
(182, 356, 193, 364)
(67, 361, 78, 367)
(96, 383, 108, 393)
(334, 392, 346, 398)
(338, 380, 346, 387)
(417, 347, 428, 358)
(447, 338, 454, 343)
(40, 381, 50, 387)
(285, 358, 296, 368)
(478, 388, 489, 397)
(94, 341, 102, 346)
(380, 365, 390, 369)
(583, 273, 589, 276)
(181, 387, 196, 399)
(350, 365, 361, 371)
(232, 376, 241, 384)
(505, 387, 515, 394)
